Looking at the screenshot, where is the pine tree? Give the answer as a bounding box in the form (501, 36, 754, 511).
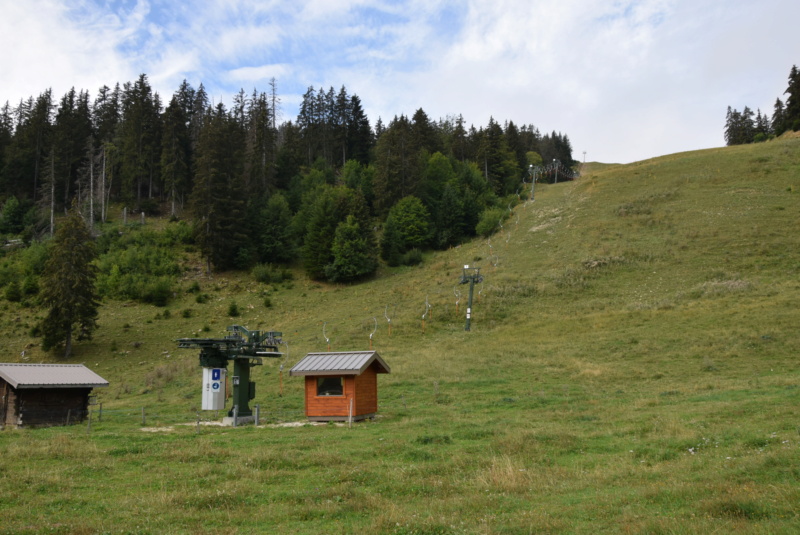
(161, 94, 191, 217)
(416, 151, 455, 211)
(784, 65, 800, 130)
(0, 101, 12, 179)
(754, 109, 771, 141)
(385, 195, 431, 251)
(450, 114, 467, 162)
(38, 205, 99, 358)
(258, 192, 295, 263)
(347, 94, 372, 165)
(478, 117, 518, 194)
(3, 90, 54, 201)
(741, 106, 755, 143)
(53, 88, 93, 208)
(190, 103, 248, 272)
(118, 75, 162, 207)
(373, 115, 416, 215)
(325, 215, 378, 282)
(411, 108, 441, 155)
(302, 186, 371, 280)
(434, 182, 465, 249)
(379, 214, 404, 266)
(243, 90, 275, 197)
(725, 107, 739, 145)
(772, 98, 786, 136)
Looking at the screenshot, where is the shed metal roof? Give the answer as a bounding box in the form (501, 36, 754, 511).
(0, 363, 109, 389)
(289, 351, 390, 377)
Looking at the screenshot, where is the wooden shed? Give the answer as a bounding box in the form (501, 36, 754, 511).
(289, 351, 390, 421)
(0, 363, 109, 428)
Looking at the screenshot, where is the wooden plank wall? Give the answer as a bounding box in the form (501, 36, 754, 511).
(1, 379, 15, 427)
(17, 388, 90, 427)
(354, 368, 378, 415)
(303, 366, 381, 418)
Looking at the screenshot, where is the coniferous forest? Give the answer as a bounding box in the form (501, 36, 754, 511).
(0, 75, 577, 283)
(724, 64, 800, 145)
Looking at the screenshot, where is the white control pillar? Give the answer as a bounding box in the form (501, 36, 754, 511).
(202, 368, 227, 410)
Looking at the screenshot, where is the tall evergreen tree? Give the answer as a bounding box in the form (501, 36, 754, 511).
(772, 98, 786, 136)
(411, 108, 441, 155)
(450, 114, 468, 162)
(92, 84, 121, 146)
(38, 205, 99, 358)
(244, 90, 275, 196)
(190, 103, 248, 272)
(161, 94, 191, 217)
(3, 91, 54, 201)
(54, 88, 93, 208)
(784, 64, 800, 130)
(347, 95, 372, 165)
(118, 74, 162, 207)
(257, 192, 295, 263)
(433, 182, 465, 249)
(754, 109, 771, 140)
(416, 151, 454, 211)
(373, 115, 416, 215)
(478, 117, 518, 194)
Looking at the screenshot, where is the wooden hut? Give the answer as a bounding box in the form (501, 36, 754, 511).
(0, 363, 109, 428)
(289, 351, 390, 421)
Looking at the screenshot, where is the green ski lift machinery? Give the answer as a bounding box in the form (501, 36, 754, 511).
(177, 325, 283, 417)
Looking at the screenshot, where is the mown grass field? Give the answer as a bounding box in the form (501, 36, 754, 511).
(1, 135, 799, 534)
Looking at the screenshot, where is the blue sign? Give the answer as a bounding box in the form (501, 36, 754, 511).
(212, 382, 221, 391)
(212, 369, 221, 381)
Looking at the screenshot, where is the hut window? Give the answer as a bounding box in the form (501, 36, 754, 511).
(317, 377, 343, 396)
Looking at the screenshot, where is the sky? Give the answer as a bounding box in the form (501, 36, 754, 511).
(1, 0, 798, 164)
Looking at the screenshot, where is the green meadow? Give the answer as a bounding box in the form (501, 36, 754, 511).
(1, 135, 799, 534)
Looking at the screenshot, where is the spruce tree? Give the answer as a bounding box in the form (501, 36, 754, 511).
(380, 215, 404, 267)
(190, 103, 247, 272)
(39, 205, 99, 358)
(772, 98, 786, 136)
(784, 65, 800, 130)
(258, 192, 295, 263)
(302, 186, 371, 280)
(325, 215, 377, 282)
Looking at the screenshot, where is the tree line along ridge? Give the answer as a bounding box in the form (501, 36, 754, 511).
(0, 75, 577, 282)
(724, 64, 800, 145)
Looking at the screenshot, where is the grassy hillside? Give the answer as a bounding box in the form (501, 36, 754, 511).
(1, 136, 799, 534)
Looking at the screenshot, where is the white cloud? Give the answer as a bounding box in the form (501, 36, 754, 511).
(228, 64, 291, 84)
(1, 0, 798, 163)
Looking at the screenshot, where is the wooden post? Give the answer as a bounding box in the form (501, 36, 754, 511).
(348, 397, 353, 429)
(98, 402, 103, 422)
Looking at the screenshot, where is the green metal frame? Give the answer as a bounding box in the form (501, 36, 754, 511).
(459, 266, 484, 332)
(177, 325, 282, 417)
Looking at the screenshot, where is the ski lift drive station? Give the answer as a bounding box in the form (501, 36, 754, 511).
(177, 325, 283, 418)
